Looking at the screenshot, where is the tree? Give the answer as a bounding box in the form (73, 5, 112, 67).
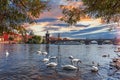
(27, 35, 43, 44)
(8, 36, 14, 43)
(82, 0, 120, 23)
(0, 0, 48, 34)
(9, 36, 14, 41)
(60, 6, 85, 26)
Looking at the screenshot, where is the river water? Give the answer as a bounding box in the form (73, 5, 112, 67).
(0, 44, 120, 80)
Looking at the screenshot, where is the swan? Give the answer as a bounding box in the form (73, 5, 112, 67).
(72, 59, 82, 64)
(42, 58, 49, 63)
(62, 61, 81, 70)
(91, 66, 98, 72)
(50, 56, 57, 59)
(68, 55, 74, 59)
(46, 56, 58, 68)
(62, 56, 81, 70)
(42, 52, 48, 55)
(46, 62, 57, 68)
(117, 53, 120, 57)
(5, 50, 9, 57)
(42, 56, 57, 63)
(37, 50, 42, 55)
(68, 56, 82, 65)
(62, 64, 78, 70)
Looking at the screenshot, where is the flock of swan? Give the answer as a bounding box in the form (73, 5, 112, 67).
(5, 50, 98, 72)
(37, 50, 99, 72)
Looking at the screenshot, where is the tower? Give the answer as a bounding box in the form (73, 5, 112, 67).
(45, 31, 50, 44)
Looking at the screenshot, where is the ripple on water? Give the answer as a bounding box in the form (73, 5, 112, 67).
(0, 44, 119, 80)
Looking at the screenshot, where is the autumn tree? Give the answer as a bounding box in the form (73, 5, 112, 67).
(60, 6, 85, 26)
(0, 0, 48, 34)
(82, 0, 120, 23)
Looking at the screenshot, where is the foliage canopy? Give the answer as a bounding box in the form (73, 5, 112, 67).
(60, 6, 85, 26)
(82, 0, 120, 23)
(0, 0, 48, 34)
(27, 35, 43, 44)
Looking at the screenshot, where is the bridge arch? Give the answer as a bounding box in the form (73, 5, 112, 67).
(79, 40, 85, 44)
(89, 40, 98, 44)
(102, 40, 113, 44)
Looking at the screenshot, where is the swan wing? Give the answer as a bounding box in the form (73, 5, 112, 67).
(42, 52, 48, 55)
(43, 58, 49, 62)
(62, 65, 77, 70)
(72, 59, 79, 62)
(46, 62, 57, 67)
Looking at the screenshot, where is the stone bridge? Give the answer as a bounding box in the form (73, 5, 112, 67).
(50, 39, 116, 45)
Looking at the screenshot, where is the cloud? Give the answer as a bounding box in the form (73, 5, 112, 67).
(35, 18, 58, 23)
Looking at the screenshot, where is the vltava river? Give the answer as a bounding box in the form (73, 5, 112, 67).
(0, 44, 119, 80)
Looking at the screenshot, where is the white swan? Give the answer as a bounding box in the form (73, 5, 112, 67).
(42, 52, 48, 55)
(68, 56, 82, 65)
(5, 50, 9, 57)
(91, 66, 98, 72)
(68, 55, 74, 59)
(62, 56, 81, 70)
(117, 53, 120, 57)
(46, 62, 57, 68)
(62, 65, 77, 70)
(37, 50, 42, 55)
(42, 58, 49, 63)
(49, 56, 57, 59)
(72, 59, 82, 64)
(42, 56, 57, 63)
(46, 56, 58, 68)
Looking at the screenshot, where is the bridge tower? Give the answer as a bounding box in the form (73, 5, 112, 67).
(45, 31, 50, 44)
(58, 33, 61, 40)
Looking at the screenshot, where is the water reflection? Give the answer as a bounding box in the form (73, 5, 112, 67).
(0, 44, 119, 80)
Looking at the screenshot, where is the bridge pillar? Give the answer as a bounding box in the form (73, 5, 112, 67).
(85, 40, 90, 45)
(113, 37, 117, 45)
(98, 40, 103, 45)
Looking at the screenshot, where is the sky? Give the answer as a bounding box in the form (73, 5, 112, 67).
(27, 0, 102, 37)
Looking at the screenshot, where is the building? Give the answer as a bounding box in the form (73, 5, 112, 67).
(0, 32, 32, 43)
(0, 36, 4, 42)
